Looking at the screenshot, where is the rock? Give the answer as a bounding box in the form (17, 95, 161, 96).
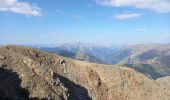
(89, 71, 101, 87)
(1, 45, 170, 100)
(0, 55, 5, 60)
(58, 59, 66, 66)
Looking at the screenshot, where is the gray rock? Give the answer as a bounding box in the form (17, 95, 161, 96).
(0, 55, 5, 60)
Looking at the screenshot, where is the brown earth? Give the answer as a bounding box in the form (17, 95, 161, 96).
(0, 45, 170, 100)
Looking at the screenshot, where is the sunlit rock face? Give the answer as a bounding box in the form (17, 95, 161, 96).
(0, 45, 170, 100)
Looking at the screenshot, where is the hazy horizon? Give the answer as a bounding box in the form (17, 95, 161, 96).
(0, 0, 170, 45)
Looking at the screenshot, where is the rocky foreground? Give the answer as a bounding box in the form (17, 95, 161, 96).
(0, 45, 170, 100)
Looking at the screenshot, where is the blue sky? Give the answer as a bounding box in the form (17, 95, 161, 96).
(0, 0, 170, 45)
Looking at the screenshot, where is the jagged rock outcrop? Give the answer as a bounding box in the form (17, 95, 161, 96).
(0, 45, 170, 100)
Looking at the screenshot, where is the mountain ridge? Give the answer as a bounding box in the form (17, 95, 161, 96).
(37, 43, 170, 79)
(0, 45, 170, 100)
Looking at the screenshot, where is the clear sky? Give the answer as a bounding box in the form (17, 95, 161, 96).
(0, 0, 170, 45)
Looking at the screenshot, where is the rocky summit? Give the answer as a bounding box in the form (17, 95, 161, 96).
(0, 45, 170, 100)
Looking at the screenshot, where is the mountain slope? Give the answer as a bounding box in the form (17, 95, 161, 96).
(39, 42, 115, 64)
(107, 44, 170, 79)
(40, 48, 106, 64)
(0, 45, 170, 100)
(74, 50, 106, 64)
(107, 44, 170, 64)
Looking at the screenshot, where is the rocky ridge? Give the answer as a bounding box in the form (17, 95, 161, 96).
(0, 45, 170, 100)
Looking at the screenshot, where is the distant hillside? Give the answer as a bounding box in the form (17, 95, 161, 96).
(38, 42, 116, 64)
(57, 50, 106, 64)
(107, 44, 170, 79)
(108, 44, 170, 64)
(1, 45, 170, 100)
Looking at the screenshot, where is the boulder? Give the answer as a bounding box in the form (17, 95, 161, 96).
(0, 55, 5, 60)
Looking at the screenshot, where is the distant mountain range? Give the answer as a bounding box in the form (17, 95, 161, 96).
(38, 42, 117, 64)
(107, 44, 170, 79)
(36, 43, 170, 79)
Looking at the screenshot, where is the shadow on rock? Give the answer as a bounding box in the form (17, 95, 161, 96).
(54, 73, 92, 100)
(0, 67, 29, 100)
